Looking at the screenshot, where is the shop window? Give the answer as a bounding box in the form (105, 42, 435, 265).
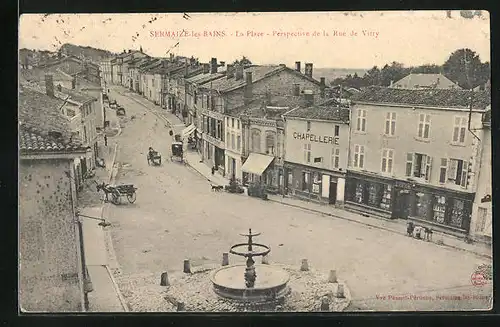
(356, 109, 366, 132)
(303, 144, 311, 163)
(433, 195, 446, 224)
(287, 172, 293, 186)
(381, 149, 394, 174)
(354, 182, 364, 203)
(448, 159, 468, 187)
(353, 145, 365, 168)
(367, 183, 382, 206)
(331, 147, 340, 169)
(450, 199, 465, 228)
(452, 116, 467, 144)
(334, 125, 340, 137)
(380, 184, 392, 210)
(384, 112, 396, 136)
(302, 172, 310, 191)
(415, 192, 432, 220)
(417, 113, 431, 139)
(312, 173, 321, 193)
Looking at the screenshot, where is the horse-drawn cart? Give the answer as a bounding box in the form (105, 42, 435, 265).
(147, 148, 162, 166)
(170, 142, 185, 163)
(95, 181, 137, 205)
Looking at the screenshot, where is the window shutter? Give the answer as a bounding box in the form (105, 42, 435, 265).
(406, 152, 413, 176)
(425, 156, 432, 181)
(448, 159, 458, 180)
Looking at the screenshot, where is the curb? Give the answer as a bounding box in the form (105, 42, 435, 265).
(268, 199, 492, 260)
(105, 265, 130, 312)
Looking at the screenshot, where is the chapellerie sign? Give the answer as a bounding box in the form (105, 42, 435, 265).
(293, 132, 339, 145)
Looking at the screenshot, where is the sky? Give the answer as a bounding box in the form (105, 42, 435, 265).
(19, 11, 490, 69)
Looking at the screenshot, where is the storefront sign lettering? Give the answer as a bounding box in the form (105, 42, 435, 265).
(395, 181, 412, 190)
(293, 132, 339, 145)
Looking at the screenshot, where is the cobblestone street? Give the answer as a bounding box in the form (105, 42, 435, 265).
(105, 86, 492, 311)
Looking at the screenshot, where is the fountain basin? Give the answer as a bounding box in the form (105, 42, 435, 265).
(210, 264, 290, 302)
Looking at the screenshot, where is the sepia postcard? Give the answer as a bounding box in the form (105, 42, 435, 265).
(18, 11, 492, 313)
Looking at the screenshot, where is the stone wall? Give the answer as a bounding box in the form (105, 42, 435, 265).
(19, 159, 83, 312)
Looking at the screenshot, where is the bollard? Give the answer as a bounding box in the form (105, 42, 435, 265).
(328, 270, 337, 283)
(183, 259, 191, 273)
(320, 296, 330, 311)
(261, 255, 269, 265)
(336, 284, 345, 298)
(160, 272, 170, 286)
(222, 252, 229, 266)
(177, 301, 185, 311)
(300, 259, 309, 271)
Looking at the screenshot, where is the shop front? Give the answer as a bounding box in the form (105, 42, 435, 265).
(345, 171, 394, 218)
(284, 162, 345, 205)
(241, 153, 275, 187)
(392, 180, 473, 234)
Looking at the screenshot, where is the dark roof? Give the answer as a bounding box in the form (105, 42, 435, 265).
(185, 72, 226, 85)
(127, 56, 151, 67)
(19, 125, 87, 154)
(350, 86, 490, 110)
(229, 95, 310, 119)
(20, 68, 74, 82)
(139, 59, 163, 72)
(284, 99, 350, 122)
(149, 64, 186, 75)
(58, 86, 96, 104)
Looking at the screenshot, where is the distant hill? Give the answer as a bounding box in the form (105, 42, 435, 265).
(60, 43, 115, 62)
(313, 68, 368, 85)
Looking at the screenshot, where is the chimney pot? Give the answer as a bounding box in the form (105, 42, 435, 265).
(210, 58, 218, 74)
(304, 63, 313, 78)
(220, 61, 225, 67)
(295, 61, 301, 72)
(226, 64, 235, 79)
(320, 77, 326, 98)
(44, 74, 54, 97)
(245, 71, 253, 85)
(203, 63, 210, 74)
(244, 71, 253, 104)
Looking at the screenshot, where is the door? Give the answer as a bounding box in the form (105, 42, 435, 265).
(329, 180, 337, 204)
(231, 158, 236, 179)
(393, 189, 410, 219)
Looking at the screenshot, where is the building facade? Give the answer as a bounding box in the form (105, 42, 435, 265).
(346, 86, 491, 236)
(283, 102, 350, 205)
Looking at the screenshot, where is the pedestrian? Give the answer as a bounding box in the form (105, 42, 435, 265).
(104, 135, 108, 147)
(211, 166, 215, 175)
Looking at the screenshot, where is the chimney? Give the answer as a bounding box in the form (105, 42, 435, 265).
(235, 65, 244, 81)
(226, 64, 235, 79)
(203, 63, 210, 74)
(123, 49, 126, 53)
(244, 71, 253, 104)
(210, 58, 218, 74)
(303, 90, 314, 106)
(128, 49, 131, 53)
(295, 61, 301, 72)
(304, 63, 313, 78)
(219, 61, 225, 67)
(45, 74, 54, 97)
(320, 77, 326, 98)
(293, 83, 300, 96)
(170, 53, 174, 61)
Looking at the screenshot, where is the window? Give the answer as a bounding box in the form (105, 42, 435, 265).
(306, 121, 311, 132)
(331, 147, 340, 168)
(226, 119, 229, 127)
(475, 207, 488, 232)
(226, 132, 230, 146)
(381, 149, 394, 174)
(439, 158, 448, 183)
(231, 133, 235, 149)
(251, 129, 261, 153)
(356, 109, 366, 132)
(303, 144, 311, 163)
(448, 159, 468, 187)
(417, 113, 431, 139)
(237, 136, 241, 151)
(334, 125, 340, 137)
(353, 145, 365, 168)
(266, 133, 276, 155)
(302, 172, 310, 191)
(237, 120, 240, 129)
(405, 153, 413, 176)
(384, 112, 396, 136)
(231, 118, 235, 128)
(452, 116, 467, 144)
(408, 153, 432, 181)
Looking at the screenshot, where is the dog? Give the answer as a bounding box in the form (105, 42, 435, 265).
(211, 184, 224, 191)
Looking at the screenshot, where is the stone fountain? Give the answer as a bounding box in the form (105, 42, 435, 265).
(209, 229, 291, 302)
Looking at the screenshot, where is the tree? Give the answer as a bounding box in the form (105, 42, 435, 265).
(233, 56, 252, 65)
(411, 64, 442, 74)
(442, 48, 488, 89)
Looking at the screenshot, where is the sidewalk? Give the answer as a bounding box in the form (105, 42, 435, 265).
(80, 140, 128, 312)
(184, 150, 228, 186)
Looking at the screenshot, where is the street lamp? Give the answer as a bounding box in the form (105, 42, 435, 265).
(75, 210, 112, 227)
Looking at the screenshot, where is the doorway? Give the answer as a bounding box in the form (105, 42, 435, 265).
(329, 179, 337, 205)
(393, 189, 411, 219)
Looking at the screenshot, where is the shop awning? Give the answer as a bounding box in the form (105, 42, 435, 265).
(241, 153, 275, 176)
(181, 124, 196, 138)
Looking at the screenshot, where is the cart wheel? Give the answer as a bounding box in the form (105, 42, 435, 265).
(127, 192, 137, 203)
(112, 193, 120, 205)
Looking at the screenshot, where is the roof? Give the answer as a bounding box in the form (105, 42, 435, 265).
(350, 86, 491, 110)
(20, 68, 74, 82)
(284, 98, 350, 122)
(57, 86, 97, 104)
(185, 72, 226, 85)
(74, 76, 102, 90)
(127, 56, 151, 67)
(201, 65, 321, 93)
(229, 95, 310, 119)
(149, 64, 186, 75)
(19, 125, 87, 154)
(391, 73, 461, 90)
(241, 152, 275, 176)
